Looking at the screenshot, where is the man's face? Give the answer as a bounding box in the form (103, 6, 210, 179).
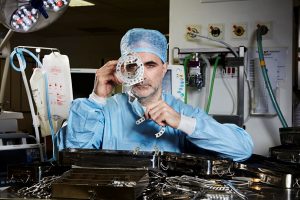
(131, 52, 167, 99)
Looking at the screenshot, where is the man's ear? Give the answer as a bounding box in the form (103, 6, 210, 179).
(162, 62, 168, 76)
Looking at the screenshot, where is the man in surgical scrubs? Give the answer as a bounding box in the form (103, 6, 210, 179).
(57, 28, 253, 161)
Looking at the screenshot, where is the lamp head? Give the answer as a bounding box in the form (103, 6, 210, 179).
(0, 0, 70, 33)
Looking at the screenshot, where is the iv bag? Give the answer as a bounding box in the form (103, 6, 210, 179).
(30, 68, 53, 137)
(42, 52, 73, 119)
(30, 52, 73, 137)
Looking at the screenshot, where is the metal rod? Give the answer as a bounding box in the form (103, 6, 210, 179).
(0, 29, 14, 110)
(0, 29, 13, 51)
(16, 46, 60, 53)
(237, 46, 245, 126)
(0, 55, 10, 110)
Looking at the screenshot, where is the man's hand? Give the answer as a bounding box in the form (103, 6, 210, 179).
(145, 100, 181, 128)
(93, 60, 122, 98)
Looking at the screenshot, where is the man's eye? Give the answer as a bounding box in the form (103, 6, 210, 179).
(146, 64, 155, 68)
(125, 64, 138, 72)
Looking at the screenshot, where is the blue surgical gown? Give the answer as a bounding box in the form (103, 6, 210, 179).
(56, 93, 253, 161)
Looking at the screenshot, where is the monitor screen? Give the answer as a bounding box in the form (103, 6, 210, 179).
(70, 68, 96, 99)
(162, 69, 172, 95)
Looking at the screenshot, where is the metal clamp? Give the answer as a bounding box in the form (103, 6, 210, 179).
(155, 126, 166, 138)
(136, 116, 145, 125)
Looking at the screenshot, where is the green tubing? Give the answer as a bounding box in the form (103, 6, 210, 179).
(183, 54, 193, 104)
(256, 27, 288, 128)
(205, 56, 220, 113)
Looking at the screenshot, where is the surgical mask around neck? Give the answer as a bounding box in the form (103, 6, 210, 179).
(127, 90, 145, 117)
(127, 90, 166, 138)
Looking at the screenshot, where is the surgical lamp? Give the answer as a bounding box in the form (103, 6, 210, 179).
(0, 0, 70, 111)
(0, 0, 69, 32)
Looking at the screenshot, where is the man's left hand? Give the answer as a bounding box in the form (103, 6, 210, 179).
(145, 100, 181, 128)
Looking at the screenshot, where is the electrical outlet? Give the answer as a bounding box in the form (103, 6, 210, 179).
(256, 21, 272, 39)
(185, 25, 201, 41)
(231, 23, 247, 39)
(208, 23, 224, 40)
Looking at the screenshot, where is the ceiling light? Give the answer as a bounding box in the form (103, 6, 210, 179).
(69, 0, 95, 7)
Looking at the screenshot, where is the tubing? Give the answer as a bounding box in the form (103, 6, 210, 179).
(10, 48, 42, 145)
(187, 32, 238, 58)
(205, 57, 220, 113)
(183, 54, 193, 103)
(256, 26, 288, 128)
(200, 54, 211, 110)
(10, 47, 57, 160)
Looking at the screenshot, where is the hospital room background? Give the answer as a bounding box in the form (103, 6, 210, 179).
(0, 0, 298, 160)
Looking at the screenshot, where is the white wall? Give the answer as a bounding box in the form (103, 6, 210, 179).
(169, 0, 293, 156)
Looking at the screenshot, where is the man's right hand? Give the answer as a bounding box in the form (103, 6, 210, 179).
(93, 60, 122, 98)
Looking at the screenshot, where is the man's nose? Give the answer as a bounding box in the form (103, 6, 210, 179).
(142, 68, 148, 80)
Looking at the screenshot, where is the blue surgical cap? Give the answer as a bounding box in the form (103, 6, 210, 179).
(120, 28, 168, 63)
